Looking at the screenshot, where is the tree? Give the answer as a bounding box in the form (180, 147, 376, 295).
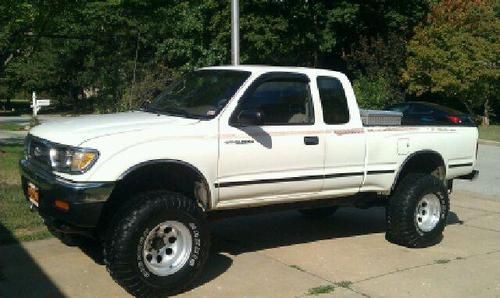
(0, 0, 433, 112)
(240, 1, 360, 67)
(404, 0, 499, 124)
(344, 0, 431, 108)
(345, 34, 407, 108)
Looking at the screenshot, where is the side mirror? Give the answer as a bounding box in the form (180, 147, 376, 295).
(236, 109, 264, 126)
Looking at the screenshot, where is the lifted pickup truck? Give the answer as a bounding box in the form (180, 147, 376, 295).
(20, 66, 478, 297)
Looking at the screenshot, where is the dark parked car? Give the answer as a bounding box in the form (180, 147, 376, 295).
(385, 101, 475, 126)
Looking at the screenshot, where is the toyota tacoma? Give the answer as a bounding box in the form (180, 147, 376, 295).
(20, 66, 479, 297)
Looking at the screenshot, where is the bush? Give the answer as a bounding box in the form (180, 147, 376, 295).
(352, 74, 399, 109)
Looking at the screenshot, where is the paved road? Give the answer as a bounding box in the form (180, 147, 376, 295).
(455, 144, 500, 198)
(0, 115, 65, 144)
(1, 192, 499, 297)
(0, 114, 66, 124)
(0, 130, 26, 144)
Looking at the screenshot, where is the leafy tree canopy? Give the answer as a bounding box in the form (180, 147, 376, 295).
(405, 0, 499, 121)
(0, 0, 435, 113)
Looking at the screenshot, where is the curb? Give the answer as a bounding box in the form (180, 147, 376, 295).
(478, 139, 500, 147)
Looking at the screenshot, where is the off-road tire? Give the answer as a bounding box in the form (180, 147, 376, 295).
(386, 174, 449, 248)
(104, 191, 209, 297)
(298, 206, 338, 219)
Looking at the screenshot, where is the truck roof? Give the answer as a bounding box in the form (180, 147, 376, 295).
(200, 65, 346, 78)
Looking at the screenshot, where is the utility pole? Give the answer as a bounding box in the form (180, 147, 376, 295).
(231, 0, 240, 65)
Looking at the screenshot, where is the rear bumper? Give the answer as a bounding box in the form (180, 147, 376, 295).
(19, 159, 114, 229)
(456, 170, 479, 181)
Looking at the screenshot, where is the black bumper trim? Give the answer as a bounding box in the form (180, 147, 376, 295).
(19, 159, 114, 228)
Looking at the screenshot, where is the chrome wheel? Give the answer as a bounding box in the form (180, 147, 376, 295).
(143, 220, 192, 276)
(415, 194, 441, 232)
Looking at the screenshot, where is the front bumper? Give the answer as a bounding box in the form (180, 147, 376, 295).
(20, 159, 114, 229)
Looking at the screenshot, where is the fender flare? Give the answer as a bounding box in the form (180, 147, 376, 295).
(117, 159, 212, 209)
(391, 149, 446, 192)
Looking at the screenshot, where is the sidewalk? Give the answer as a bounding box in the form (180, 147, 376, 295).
(0, 114, 66, 145)
(0, 130, 27, 145)
(1, 191, 499, 297)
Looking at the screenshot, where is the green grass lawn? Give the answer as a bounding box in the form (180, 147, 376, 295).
(0, 123, 25, 131)
(479, 125, 500, 142)
(0, 145, 51, 245)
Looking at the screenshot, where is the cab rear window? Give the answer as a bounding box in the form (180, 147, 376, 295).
(317, 77, 350, 125)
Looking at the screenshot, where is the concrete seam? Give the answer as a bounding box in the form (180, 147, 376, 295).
(354, 249, 500, 284)
(452, 204, 500, 214)
(214, 236, 372, 297)
(257, 250, 371, 298)
(461, 224, 500, 233)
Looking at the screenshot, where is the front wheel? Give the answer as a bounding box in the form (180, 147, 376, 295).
(104, 191, 209, 297)
(386, 174, 449, 248)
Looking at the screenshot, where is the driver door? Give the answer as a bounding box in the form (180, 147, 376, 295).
(216, 72, 325, 204)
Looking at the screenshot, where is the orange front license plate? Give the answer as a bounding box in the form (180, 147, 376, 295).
(27, 182, 40, 207)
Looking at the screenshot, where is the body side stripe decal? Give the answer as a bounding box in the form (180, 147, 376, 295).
(215, 170, 395, 188)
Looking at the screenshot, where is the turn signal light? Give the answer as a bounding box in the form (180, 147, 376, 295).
(54, 200, 70, 212)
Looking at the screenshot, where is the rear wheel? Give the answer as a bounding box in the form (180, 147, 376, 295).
(386, 174, 449, 248)
(104, 191, 209, 297)
(298, 206, 338, 219)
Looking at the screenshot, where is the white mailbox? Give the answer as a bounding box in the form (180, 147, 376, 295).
(36, 99, 51, 106)
(31, 92, 51, 116)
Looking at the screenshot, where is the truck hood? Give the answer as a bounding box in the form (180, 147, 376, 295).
(29, 111, 200, 146)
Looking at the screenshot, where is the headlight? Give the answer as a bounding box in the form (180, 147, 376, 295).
(49, 146, 99, 174)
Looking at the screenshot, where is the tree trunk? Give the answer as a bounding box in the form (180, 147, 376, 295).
(482, 98, 490, 127)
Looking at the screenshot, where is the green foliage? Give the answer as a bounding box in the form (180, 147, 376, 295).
(346, 34, 407, 106)
(307, 285, 335, 295)
(0, 122, 23, 131)
(0, 145, 51, 244)
(479, 125, 500, 142)
(342, 0, 430, 107)
(0, 0, 434, 112)
(405, 0, 499, 120)
(334, 281, 353, 288)
(0, 144, 23, 185)
(353, 74, 395, 109)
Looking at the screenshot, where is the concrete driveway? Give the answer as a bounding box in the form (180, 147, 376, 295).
(1, 120, 499, 297)
(1, 191, 499, 297)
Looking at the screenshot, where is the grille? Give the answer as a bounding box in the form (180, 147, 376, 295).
(26, 135, 52, 168)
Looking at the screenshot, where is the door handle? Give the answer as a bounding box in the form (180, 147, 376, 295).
(304, 136, 319, 145)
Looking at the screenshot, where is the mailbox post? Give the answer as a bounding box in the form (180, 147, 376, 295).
(31, 91, 51, 117)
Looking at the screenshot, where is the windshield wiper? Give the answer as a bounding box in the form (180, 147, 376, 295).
(141, 106, 162, 114)
(147, 107, 200, 119)
(162, 107, 192, 117)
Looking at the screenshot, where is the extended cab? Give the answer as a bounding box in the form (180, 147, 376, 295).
(20, 66, 479, 296)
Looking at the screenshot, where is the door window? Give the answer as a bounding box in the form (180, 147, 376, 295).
(233, 80, 314, 125)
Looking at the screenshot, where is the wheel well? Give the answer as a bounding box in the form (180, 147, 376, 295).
(97, 161, 210, 236)
(392, 151, 446, 193)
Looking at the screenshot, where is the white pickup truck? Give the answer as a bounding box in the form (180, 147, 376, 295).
(20, 66, 478, 297)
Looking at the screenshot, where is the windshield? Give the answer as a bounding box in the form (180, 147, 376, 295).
(144, 69, 251, 119)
